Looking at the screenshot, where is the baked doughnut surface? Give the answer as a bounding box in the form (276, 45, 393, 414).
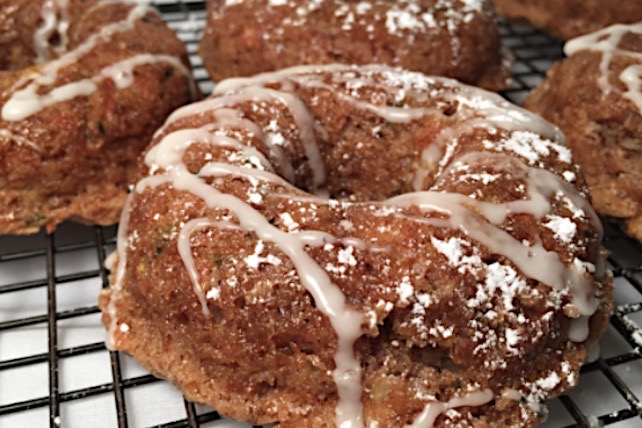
(0, 0, 196, 235)
(198, 0, 512, 91)
(526, 23, 642, 243)
(100, 65, 611, 427)
(492, 0, 642, 41)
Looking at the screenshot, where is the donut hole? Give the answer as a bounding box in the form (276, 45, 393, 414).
(217, 97, 445, 203)
(314, 124, 442, 202)
(409, 345, 465, 375)
(310, 129, 433, 202)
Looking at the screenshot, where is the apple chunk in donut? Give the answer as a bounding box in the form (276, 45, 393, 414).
(100, 65, 611, 428)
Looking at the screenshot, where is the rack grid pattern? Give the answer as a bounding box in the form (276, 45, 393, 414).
(1, 1, 642, 427)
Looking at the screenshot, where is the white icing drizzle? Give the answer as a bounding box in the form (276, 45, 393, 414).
(148, 151, 365, 427)
(100, 54, 188, 90)
(9, 5, 148, 91)
(0, 129, 40, 151)
(108, 65, 605, 425)
(501, 388, 522, 401)
(214, 64, 564, 199)
(586, 340, 601, 363)
(214, 64, 562, 141)
(3, 54, 191, 122)
(565, 22, 642, 111)
(178, 218, 218, 316)
(144, 127, 295, 190)
(34, 0, 59, 63)
(206, 161, 293, 187)
(176, 218, 387, 316)
(406, 389, 493, 427)
(33, 0, 70, 63)
(569, 316, 590, 342)
(177, 218, 244, 313)
(194, 109, 295, 180)
(440, 151, 603, 239)
(84, 0, 136, 15)
(387, 190, 599, 328)
(159, 87, 325, 191)
(115, 123, 365, 426)
(235, 87, 326, 190)
(3, 5, 195, 122)
(413, 144, 443, 191)
(293, 77, 436, 124)
(621, 64, 642, 112)
(105, 188, 137, 351)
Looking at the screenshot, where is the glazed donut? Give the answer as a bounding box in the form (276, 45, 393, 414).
(198, 0, 513, 91)
(526, 22, 642, 243)
(99, 65, 611, 427)
(0, 0, 197, 235)
(492, 0, 642, 40)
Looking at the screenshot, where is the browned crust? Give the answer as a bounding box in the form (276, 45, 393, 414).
(100, 69, 611, 427)
(493, 0, 642, 40)
(198, 0, 512, 91)
(0, 0, 197, 235)
(525, 33, 642, 242)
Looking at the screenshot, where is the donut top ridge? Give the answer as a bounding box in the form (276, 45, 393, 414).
(1, 0, 196, 122)
(565, 21, 642, 112)
(201, 0, 512, 90)
(0, 0, 197, 234)
(221, 0, 487, 41)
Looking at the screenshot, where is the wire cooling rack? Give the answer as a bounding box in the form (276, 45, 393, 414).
(2, 1, 642, 427)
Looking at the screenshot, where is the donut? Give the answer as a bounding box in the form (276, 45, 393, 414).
(526, 23, 642, 243)
(491, 0, 642, 40)
(99, 65, 612, 427)
(0, 0, 197, 235)
(198, 0, 513, 91)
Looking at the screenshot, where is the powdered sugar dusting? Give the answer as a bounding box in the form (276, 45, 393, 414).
(338, 246, 358, 267)
(384, 0, 485, 36)
(397, 276, 414, 305)
(484, 131, 571, 165)
(431, 236, 482, 275)
(206, 287, 221, 301)
(258, 0, 489, 44)
(535, 371, 561, 391)
(244, 240, 283, 269)
(544, 215, 577, 244)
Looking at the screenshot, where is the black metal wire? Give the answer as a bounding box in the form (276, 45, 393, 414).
(183, 400, 199, 428)
(95, 226, 129, 428)
(559, 395, 590, 427)
(47, 234, 60, 428)
(2, 3, 642, 428)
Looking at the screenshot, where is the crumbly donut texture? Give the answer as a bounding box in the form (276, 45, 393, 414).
(492, 0, 642, 41)
(199, 0, 512, 91)
(526, 23, 642, 243)
(100, 65, 612, 427)
(0, 0, 196, 235)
